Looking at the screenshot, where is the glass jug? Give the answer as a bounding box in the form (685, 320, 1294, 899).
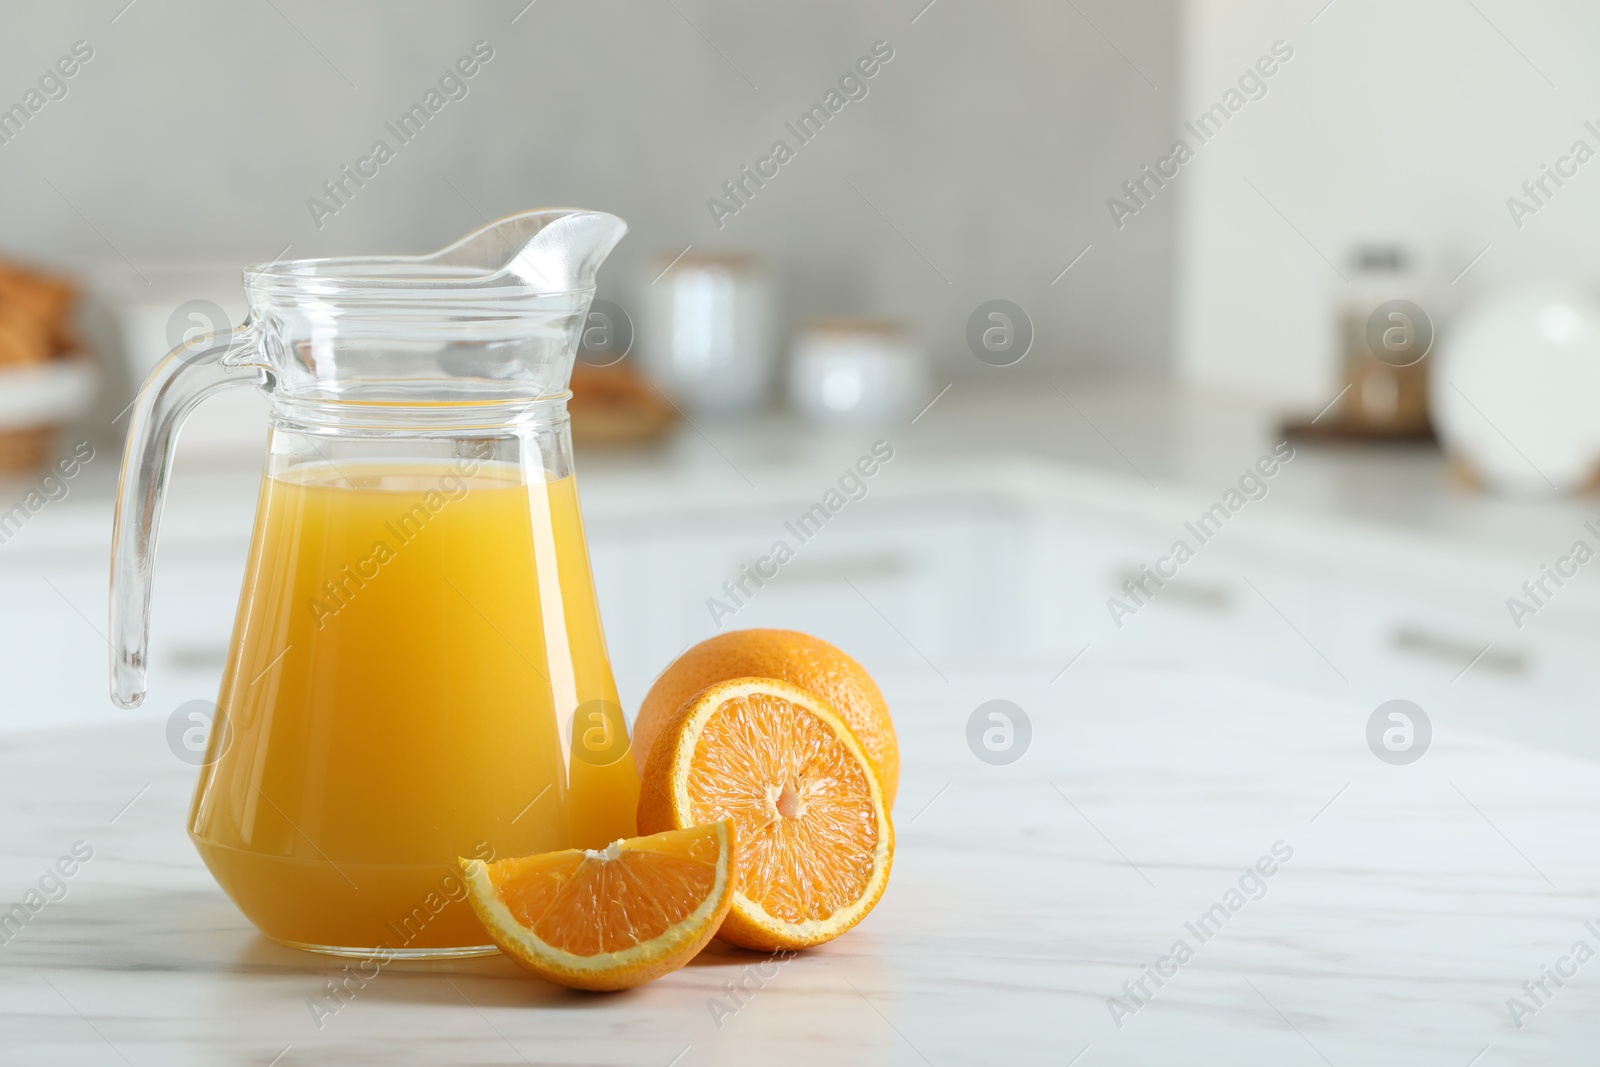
(109, 209, 638, 957)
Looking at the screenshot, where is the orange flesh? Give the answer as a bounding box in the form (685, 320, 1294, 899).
(687, 692, 878, 923)
(488, 827, 722, 956)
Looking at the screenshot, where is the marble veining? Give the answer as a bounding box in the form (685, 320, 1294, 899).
(2, 665, 1598, 1065)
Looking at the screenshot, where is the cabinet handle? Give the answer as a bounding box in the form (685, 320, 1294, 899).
(775, 553, 909, 586)
(168, 644, 230, 671)
(1391, 627, 1528, 676)
(1113, 568, 1231, 611)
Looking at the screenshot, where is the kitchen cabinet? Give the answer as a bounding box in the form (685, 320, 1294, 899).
(4, 384, 1598, 765)
(589, 488, 1032, 701)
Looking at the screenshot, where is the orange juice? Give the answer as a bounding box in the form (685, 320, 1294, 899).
(191, 458, 638, 954)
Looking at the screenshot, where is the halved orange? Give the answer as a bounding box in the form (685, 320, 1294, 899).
(460, 821, 735, 990)
(634, 629, 900, 807)
(637, 677, 893, 951)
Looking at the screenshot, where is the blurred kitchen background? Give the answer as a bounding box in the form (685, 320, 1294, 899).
(5, 0, 1600, 761)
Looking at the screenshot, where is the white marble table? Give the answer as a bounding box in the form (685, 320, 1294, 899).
(2, 664, 1597, 1065)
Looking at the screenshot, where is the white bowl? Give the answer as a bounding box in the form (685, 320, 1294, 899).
(787, 321, 927, 424)
(1432, 287, 1600, 497)
(0, 358, 96, 430)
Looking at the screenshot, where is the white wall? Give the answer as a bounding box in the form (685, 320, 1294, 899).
(0, 0, 1178, 382)
(1176, 0, 1600, 405)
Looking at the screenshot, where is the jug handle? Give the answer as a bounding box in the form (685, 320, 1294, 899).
(109, 320, 263, 708)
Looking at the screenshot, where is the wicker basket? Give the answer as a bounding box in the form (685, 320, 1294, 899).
(0, 425, 55, 476)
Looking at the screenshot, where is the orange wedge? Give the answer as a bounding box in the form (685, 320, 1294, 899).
(637, 677, 893, 951)
(460, 821, 735, 990)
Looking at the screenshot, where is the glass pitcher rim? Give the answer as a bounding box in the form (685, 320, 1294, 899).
(242, 207, 626, 302)
(242, 258, 598, 301)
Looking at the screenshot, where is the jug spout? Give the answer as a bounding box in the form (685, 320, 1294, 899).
(231, 207, 629, 406)
(433, 209, 627, 293)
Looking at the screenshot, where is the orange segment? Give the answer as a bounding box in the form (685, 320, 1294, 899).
(637, 677, 893, 951)
(461, 822, 735, 990)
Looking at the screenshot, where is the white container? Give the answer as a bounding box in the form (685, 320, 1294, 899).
(1431, 285, 1600, 497)
(787, 319, 927, 424)
(93, 265, 267, 460)
(642, 254, 774, 416)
